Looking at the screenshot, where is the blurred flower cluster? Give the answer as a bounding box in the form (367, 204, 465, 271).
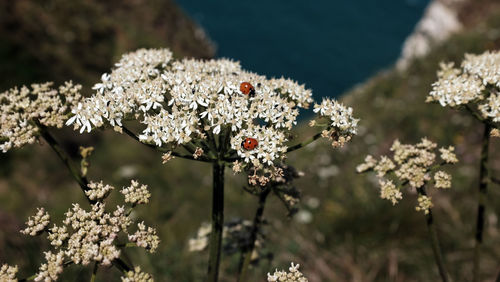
(357, 138, 458, 213)
(427, 51, 500, 125)
(7, 180, 157, 281)
(121, 266, 153, 282)
(267, 262, 308, 282)
(0, 81, 82, 152)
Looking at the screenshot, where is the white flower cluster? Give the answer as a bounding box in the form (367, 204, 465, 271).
(313, 98, 358, 136)
(379, 179, 402, 205)
(21, 207, 50, 236)
(188, 222, 211, 252)
(0, 264, 18, 282)
(230, 125, 287, 166)
(0, 81, 82, 152)
(357, 138, 457, 211)
(416, 195, 433, 214)
(434, 171, 452, 189)
(427, 51, 500, 123)
(267, 262, 308, 282)
(439, 146, 459, 164)
(128, 222, 160, 253)
(121, 266, 153, 282)
(35, 251, 64, 281)
(85, 181, 115, 201)
(121, 180, 151, 205)
(67, 48, 357, 168)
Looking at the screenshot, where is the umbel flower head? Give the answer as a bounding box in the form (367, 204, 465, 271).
(121, 266, 153, 282)
(357, 138, 458, 214)
(0, 81, 82, 152)
(67, 48, 358, 169)
(427, 50, 500, 124)
(18, 179, 158, 280)
(267, 262, 308, 282)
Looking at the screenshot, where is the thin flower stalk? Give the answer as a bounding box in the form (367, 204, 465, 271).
(35, 121, 94, 203)
(417, 187, 450, 282)
(237, 188, 271, 282)
(207, 162, 225, 282)
(473, 123, 491, 282)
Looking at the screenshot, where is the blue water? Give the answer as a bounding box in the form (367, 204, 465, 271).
(176, 0, 429, 99)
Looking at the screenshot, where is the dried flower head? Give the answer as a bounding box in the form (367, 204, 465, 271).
(416, 195, 433, 214)
(121, 180, 151, 205)
(121, 266, 154, 282)
(491, 128, 500, 137)
(427, 51, 500, 124)
(434, 171, 452, 189)
(358, 138, 457, 211)
(439, 146, 458, 164)
(85, 181, 115, 201)
(0, 81, 82, 152)
(128, 222, 160, 253)
(35, 251, 64, 282)
(267, 262, 308, 282)
(161, 151, 174, 164)
(193, 147, 204, 159)
(63, 203, 129, 266)
(356, 155, 377, 173)
(47, 225, 69, 248)
(0, 264, 18, 282)
(21, 207, 51, 236)
(12, 179, 158, 280)
(67, 48, 357, 170)
(379, 179, 402, 205)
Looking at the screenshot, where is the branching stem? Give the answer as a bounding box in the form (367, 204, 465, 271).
(36, 122, 95, 204)
(237, 188, 270, 282)
(286, 128, 327, 153)
(121, 126, 213, 162)
(417, 187, 450, 282)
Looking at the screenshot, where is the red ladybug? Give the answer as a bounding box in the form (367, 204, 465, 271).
(241, 137, 258, 150)
(240, 82, 255, 97)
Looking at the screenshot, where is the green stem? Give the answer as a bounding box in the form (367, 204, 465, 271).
(237, 188, 270, 282)
(112, 258, 132, 273)
(286, 129, 326, 153)
(417, 187, 450, 282)
(19, 274, 37, 281)
(121, 126, 213, 163)
(464, 105, 496, 129)
(36, 122, 95, 204)
(473, 123, 491, 282)
(90, 262, 98, 282)
(207, 162, 225, 282)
